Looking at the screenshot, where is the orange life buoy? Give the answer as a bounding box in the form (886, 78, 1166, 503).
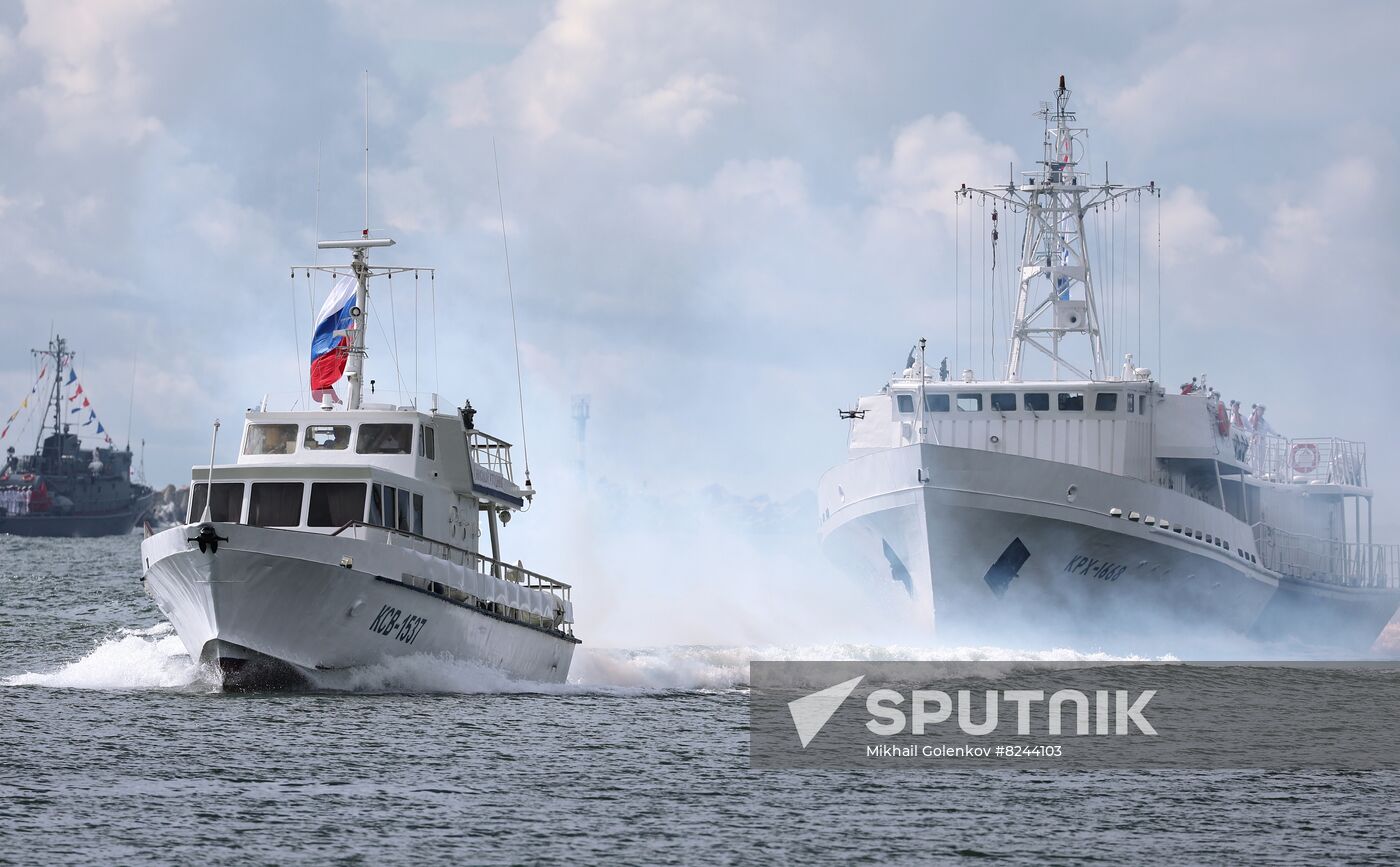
(20, 473, 34, 482)
(1290, 442, 1320, 474)
(1215, 402, 1230, 437)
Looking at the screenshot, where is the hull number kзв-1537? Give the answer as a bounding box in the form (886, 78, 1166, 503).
(369, 604, 428, 645)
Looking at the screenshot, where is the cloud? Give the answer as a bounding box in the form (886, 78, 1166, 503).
(858, 112, 1017, 220)
(0, 0, 1399, 550)
(1158, 186, 1238, 266)
(17, 0, 174, 149)
(1098, 1, 1398, 147)
(432, 0, 758, 156)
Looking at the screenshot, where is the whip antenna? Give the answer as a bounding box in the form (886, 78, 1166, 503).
(363, 70, 370, 238)
(493, 138, 532, 492)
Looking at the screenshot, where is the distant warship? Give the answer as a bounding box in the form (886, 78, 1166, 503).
(0, 336, 153, 537)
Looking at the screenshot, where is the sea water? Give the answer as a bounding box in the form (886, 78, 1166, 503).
(3, 534, 1398, 864)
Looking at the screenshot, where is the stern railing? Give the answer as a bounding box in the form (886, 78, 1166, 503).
(1253, 523, 1400, 588)
(1248, 434, 1367, 487)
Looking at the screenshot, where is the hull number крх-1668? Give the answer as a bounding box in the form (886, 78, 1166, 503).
(1063, 555, 1128, 583)
(369, 604, 428, 645)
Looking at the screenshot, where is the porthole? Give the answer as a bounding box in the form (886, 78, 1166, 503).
(1066, 484, 1077, 503)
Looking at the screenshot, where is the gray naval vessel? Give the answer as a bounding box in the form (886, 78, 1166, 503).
(0, 335, 153, 537)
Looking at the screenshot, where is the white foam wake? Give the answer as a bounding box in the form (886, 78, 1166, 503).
(569, 642, 1165, 691)
(2, 625, 1167, 694)
(3, 623, 210, 690)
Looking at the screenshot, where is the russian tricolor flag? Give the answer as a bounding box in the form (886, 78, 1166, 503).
(310, 276, 357, 403)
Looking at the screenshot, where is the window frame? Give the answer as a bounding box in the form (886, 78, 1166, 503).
(369, 484, 385, 526)
(356, 423, 414, 455)
(1057, 392, 1085, 412)
(303, 424, 351, 451)
(307, 482, 368, 528)
(188, 482, 245, 523)
(925, 393, 950, 413)
(247, 481, 305, 528)
(1023, 392, 1050, 412)
(243, 423, 299, 456)
(896, 394, 915, 414)
(989, 392, 1017, 412)
(956, 393, 983, 412)
(1095, 392, 1119, 412)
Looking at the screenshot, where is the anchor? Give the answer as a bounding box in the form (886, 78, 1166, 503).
(188, 524, 229, 554)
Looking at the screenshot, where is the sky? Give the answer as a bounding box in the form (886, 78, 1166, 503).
(2, 1, 1399, 642)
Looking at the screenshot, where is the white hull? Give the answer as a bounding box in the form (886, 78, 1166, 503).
(822, 443, 1294, 649)
(141, 523, 576, 688)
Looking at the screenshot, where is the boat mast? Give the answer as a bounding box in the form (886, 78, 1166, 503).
(958, 76, 1157, 382)
(30, 335, 68, 455)
(312, 238, 393, 411)
(300, 238, 433, 411)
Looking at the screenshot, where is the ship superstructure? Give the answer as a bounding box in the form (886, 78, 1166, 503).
(140, 236, 577, 687)
(0, 335, 153, 537)
(818, 79, 1399, 651)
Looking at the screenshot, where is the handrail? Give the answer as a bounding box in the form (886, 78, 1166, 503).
(466, 430, 514, 481)
(329, 520, 571, 592)
(1246, 434, 1367, 487)
(1253, 522, 1399, 588)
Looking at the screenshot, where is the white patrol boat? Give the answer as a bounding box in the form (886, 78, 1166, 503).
(141, 236, 577, 688)
(819, 78, 1400, 652)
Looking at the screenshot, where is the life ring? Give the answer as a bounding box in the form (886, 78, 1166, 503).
(20, 473, 34, 482)
(1215, 402, 1230, 437)
(1290, 442, 1320, 474)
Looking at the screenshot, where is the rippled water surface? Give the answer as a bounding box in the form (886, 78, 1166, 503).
(3, 534, 1399, 864)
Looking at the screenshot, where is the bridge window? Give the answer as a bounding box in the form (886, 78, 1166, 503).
(1024, 393, 1050, 411)
(957, 393, 983, 412)
(896, 394, 914, 413)
(1127, 393, 1136, 413)
(189, 482, 244, 523)
(412, 493, 424, 535)
(990, 393, 1017, 412)
(925, 393, 950, 412)
(419, 425, 436, 459)
(397, 487, 411, 535)
(248, 482, 304, 527)
(1095, 393, 1118, 412)
(304, 424, 350, 451)
(1058, 392, 1085, 411)
(369, 484, 397, 526)
(357, 423, 413, 454)
(308, 482, 367, 527)
(244, 424, 298, 455)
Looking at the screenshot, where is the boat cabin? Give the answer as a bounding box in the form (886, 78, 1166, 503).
(849, 377, 1156, 480)
(187, 404, 527, 563)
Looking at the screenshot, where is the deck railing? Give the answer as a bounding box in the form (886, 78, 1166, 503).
(1253, 523, 1400, 588)
(1247, 434, 1367, 487)
(331, 521, 573, 635)
(467, 431, 514, 481)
